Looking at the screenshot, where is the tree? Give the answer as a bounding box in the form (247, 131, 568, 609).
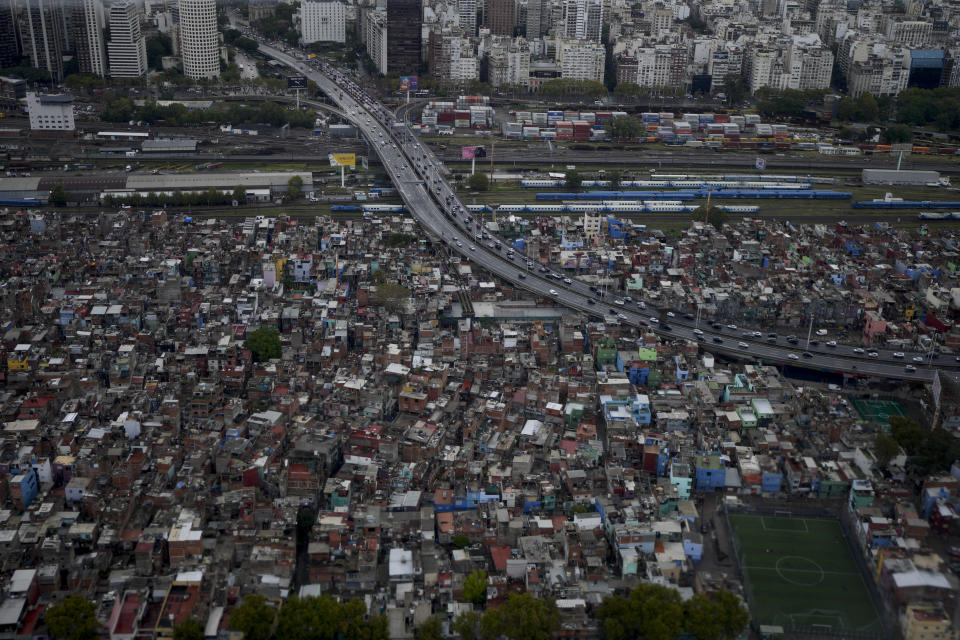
(462, 569, 487, 606)
(565, 169, 583, 191)
(721, 74, 749, 105)
(837, 97, 857, 122)
(683, 590, 748, 640)
(245, 326, 282, 362)
(610, 115, 644, 139)
(232, 186, 247, 204)
(44, 595, 98, 640)
(479, 594, 559, 640)
(452, 534, 470, 548)
(235, 36, 260, 52)
(287, 175, 303, 201)
(146, 34, 172, 70)
(595, 584, 684, 640)
(297, 505, 316, 535)
(372, 283, 410, 313)
(173, 618, 204, 640)
(452, 612, 481, 640)
(608, 170, 622, 188)
(855, 93, 879, 122)
(881, 124, 912, 144)
(467, 172, 489, 191)
(703, 205, 727, 229)
(49, 182, 67, 206)
(874, 433, 900, 466)
(417, 616, 444, 640)
(230, 594, 275, 640)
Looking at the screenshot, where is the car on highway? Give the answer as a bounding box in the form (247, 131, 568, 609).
(518, 273, 525, 279)
(618, 313, 627, 320)
(905, 365, 917, 372)
(726, 324, 737, 330)
(661, 324, 672, 331)
(614, 299, 625, 305)
(868, 352, 879, 358)
(649, 317, 659, 324)
(586, 298, 594, 304)
(788, 353, 799, 360)
(693, 329, 704, 335)
(549, 289, 558, 296)
(802, 351, 814, 358)
(666, 312, 675, 318)
(893, 352, 904, 358)
(826, 341, 837, 347)
(913, 356, 924, 362)
(853, 348, 865, 354)
(713, 337, 723, 343)
(738, 342, 748, 349)
(469, 245, 475, 251)
(456, 241, 462, 247)
(563, 278, 572, 284)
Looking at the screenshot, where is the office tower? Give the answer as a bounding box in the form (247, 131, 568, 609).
(525, 0, 546, 38)
(386, 0, 420, 74)
(487, 0, 514, 36)
(178, 0, 218, 78)
(72, 0, 106, 76)
(458, 0, 476, 37)
(300, 0, 346, 44)
(108, 0, 147, 76)
(22, 0, 65, 83)
(0, 0, 20, 68)
(563, 0, 602, 43)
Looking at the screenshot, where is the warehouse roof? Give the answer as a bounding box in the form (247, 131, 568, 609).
(0, 178, 42, 192)
(142, 139, 198, 151)
(126, 172, 313, 190)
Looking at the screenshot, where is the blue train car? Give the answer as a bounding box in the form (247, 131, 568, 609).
(331, 204, 361, 211)
(852, 200, 960, 209)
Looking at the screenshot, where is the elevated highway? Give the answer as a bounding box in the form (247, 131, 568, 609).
(259, 42, 945, 383)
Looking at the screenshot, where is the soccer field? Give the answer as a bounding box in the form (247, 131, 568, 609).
(728, 513, 883, 637)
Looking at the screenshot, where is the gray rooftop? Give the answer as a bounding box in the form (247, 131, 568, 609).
(126, 172, 313, 190)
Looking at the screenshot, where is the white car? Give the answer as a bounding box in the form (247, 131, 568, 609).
(614, 299, 625, 306)
(738, 342, 749, 348)
(727, 324, 737, 330)
(913, 356, 924, 362)
(469, 245, 475, 251)
(788, 353, 799, 360)
(549, 289, 559, 296)
(649, 317, 659, 324)
(666, 312, 675, 318)
(853, 348, 865, 354)
(893, 352, 904, 358)
(693, 329, 704, 335)
(826, 341, 837, 347)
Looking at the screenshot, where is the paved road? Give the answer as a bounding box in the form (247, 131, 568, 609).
(256, 42, 947, 383)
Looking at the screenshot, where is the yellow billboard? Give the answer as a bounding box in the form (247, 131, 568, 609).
(329, 153, 356, 168)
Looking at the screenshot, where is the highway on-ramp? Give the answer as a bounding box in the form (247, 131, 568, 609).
(256, 42, 942, 383)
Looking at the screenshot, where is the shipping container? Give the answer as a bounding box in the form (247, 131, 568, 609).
(642, 112, 660, 123)
(714, 113, 730, 123)
(700, 113, 715, 123)
(532, 112, 548, 124)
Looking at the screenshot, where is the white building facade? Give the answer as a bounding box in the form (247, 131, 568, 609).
(108, 0, 148, 77)
(178, 0, 219, 79)
(299, 0, 345, 44)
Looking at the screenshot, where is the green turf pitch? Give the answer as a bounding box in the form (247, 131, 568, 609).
(851, 398, 905, 424)
(728, 514, 881, 634)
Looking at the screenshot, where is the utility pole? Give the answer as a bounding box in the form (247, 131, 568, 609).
(805, 313, 814, 349)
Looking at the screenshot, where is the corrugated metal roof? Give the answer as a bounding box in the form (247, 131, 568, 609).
(126, 172, 313, 189)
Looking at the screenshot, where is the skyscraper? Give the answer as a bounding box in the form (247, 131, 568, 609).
(486, 0, 514, 36)
(108, 0, 147, 76)
(22, 0, 64, 83)
(385, 0, 420, 75)
(458, 0, 476, 37)
(178, 0, 217, 78)
(563, 0, 602, 43)
(72, 0, 106, 76)
(525, 0, 546, 39)
(0, 0, 20, 68)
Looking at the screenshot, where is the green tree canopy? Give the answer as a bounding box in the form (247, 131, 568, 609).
(889, 415, 960, 474)
(245, 326, 282, 362)
(565, 169, 583, 191)
(683, 590, 749, 640)
(721, 74, 749, 105)
(173, 618, 204, 640)
(49, 182, 67, 206)
(607, 170, 622, 187)
(595, 583, 684, 640)
(452, 611, 481, 640)
(479, 593, 559, 640)
(463, 569, 488, 606)
(287, 175, 304, 201)
(416, 615, 444, 640)
(874, 433, 900, 466)
(146, 34, 173, 70)
(467, 172, 489, 191)
(881, 124, 913, 144)
(45, 595, 98, 640)
(230, 594, 275, 640)
(610, 115, 644, 139)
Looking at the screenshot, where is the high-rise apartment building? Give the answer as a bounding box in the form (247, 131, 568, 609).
(563, 0, 602, 43)
(0, 1, 20, 68)
(363, 8, 387, 75)
(300, 0, 345, 44)
(386, 0, 420, 74)
(458, 0, 476, 37)
(72, 0, 107, 76)
(557, 39, 604, 81)
(22, 0, 65, 83)
(178, 0, 218, 79)
(525, 0, 546, 38)
(486, 0, 514, 36)
(108, 0, 147, 77)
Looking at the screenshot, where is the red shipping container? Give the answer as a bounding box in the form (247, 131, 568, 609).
(725, 133, 740, 141)
(437, 112, 454, 122)
(714, 113, 730, 123)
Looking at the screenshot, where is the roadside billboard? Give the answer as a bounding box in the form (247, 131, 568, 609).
(329, 153, 356, 167)
(287, 76, 307, 89)
(462, 146, 476, 159)
(399, 76, 418, 91)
